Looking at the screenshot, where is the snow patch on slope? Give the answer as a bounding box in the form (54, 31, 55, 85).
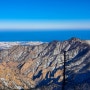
(85, 40, 90, 45)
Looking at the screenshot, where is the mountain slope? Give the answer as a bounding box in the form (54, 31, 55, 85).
(0, 37, 90, 90)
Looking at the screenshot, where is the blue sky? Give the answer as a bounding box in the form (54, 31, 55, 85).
(0, 0, 90, 41)
(0, 0, 90, 20)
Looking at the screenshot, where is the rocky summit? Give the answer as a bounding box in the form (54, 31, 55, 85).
(0, 37, 90, 90)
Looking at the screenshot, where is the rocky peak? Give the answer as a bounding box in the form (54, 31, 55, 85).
(69, 37, 81, 44)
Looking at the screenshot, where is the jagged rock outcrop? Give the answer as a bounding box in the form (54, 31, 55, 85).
(0, 37, 90, 90)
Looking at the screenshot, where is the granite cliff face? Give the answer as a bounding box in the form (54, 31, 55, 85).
(0, 37, 90, 90)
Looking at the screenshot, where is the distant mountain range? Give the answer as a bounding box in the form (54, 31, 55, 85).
(0, 41, 44, 49)
(0, 37, 90, 90)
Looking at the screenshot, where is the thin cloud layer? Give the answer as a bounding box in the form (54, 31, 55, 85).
(0, 20, 90, 30)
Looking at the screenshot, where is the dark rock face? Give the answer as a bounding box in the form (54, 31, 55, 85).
(0, 38, 90, 90)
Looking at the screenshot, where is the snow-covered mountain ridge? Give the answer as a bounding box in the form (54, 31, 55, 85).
(0, 39, 89, 49)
